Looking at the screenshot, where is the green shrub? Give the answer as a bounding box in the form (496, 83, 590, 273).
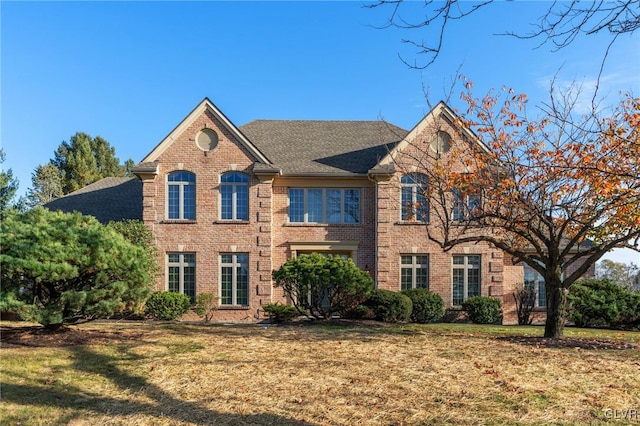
(402, 288, 444, 323)
(462, 296, 502, 324)
(262, 303, 300, 322)
(341, 304, 375, 320)
(144, 291, 191, 320)
(569, 278, 640, 329)
(0, 208, 152, 329)
(365, 289, 412, 323)
(273, 254, 374, 319)
(194, 293, 219, 323)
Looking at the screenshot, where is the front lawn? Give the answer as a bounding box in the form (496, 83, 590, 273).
(1, 321, 638, 425)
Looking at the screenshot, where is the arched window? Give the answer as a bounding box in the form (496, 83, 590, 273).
(167, 171, 195, 220)
(220, 172, 249, 221)
(401, 173, 429, 222)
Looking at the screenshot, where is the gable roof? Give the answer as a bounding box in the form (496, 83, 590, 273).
(45, 177, 142, 224)
(141, 98, 271, 164)
(239, 120, 408, 175)
(377, 101, 490, 168)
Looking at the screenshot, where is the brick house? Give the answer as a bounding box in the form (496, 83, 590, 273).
(50, 98, 593, 323)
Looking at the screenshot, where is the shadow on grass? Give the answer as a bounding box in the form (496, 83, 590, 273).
(494, 335, 638, 350)
(2, 341, 316, 425)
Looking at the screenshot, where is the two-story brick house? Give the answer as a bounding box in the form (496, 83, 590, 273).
(116, 97, 537, 322)
(48, 97, 587, 323)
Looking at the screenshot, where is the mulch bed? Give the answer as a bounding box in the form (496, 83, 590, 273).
(1, 321, 637, 350)
(0, 325, 146, 348)
(496, 335, 638, 350)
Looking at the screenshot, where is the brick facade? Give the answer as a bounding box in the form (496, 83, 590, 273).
(133, 99, 592, 323)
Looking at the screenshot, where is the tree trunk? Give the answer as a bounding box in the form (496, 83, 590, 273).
(544, 276, 567, 338)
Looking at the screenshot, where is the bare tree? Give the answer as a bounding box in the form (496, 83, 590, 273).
(367, 0, 639, 69)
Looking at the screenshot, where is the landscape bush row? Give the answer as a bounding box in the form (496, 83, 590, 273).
(3, 209, 635, 329)
(141, 277, 640, 330)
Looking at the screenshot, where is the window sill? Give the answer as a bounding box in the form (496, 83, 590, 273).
(213, 220, 250, 225)
(219, 305, 250, 310)
(161, 220, 197, 224)
(395, 221, 429, 225)
(284, 223, 361, 227)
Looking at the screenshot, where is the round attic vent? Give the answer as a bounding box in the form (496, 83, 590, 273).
(430, 131, 451, 154)
(196, 128, 219, 151)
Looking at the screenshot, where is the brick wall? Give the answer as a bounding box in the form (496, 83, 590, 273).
(141, 109, 271, 321)
(376, 117, 507, 311)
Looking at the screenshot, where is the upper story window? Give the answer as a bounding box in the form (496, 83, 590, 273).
(401, 173, 429, 222)
(430, 131, 451, 155)
(196, 128, 219, 152)
(220, 172, 249, 221)
(167, 171, 196, 220)
(452, 189, 481, 221)
(288, 188, 360, 224)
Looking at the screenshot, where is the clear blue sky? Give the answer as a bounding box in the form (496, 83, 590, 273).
(2, 1, 638, 263)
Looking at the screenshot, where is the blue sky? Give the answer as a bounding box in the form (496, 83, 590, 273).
(2, 1, 638, 263)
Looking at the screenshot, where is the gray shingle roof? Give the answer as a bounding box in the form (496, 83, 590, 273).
(45, 177, 142, 224)
(239, 120, 408, 175)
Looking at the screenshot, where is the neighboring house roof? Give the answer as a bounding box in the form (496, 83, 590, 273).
(239, 120, 408, 175)
(45, 177, 143, 224)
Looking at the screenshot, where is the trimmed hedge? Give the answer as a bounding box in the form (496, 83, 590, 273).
(144, 291, 191, 320)
(272, 253, 374, 319)
(462, 296, 502, 324)
(262, 303, 300, 322)
(569, 278, 640, 329)
(366, 289, 412, 323)
(402, 288, 445, 323)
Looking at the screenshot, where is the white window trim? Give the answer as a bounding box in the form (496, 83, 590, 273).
(453, 190, 481, 221)
(219, 173, 249, 221)
(166, 252, 196, 297)
(400, 254, 430, 290)
(166, 172, 195, 220)
(452, 254, 481, 305)
(219, 253, 249, 306)
(523, 263, 553, 308)
(400, 175, 429, 222)
(288, 188, 360, 224)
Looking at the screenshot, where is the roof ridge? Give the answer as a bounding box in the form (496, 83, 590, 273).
(242, 119, 400, 124)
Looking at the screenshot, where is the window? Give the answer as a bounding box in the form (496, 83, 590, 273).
(430, 131, 451, 154)
(401, 174, 429, 222)
(196, 128, 219, 152)
(401, 255, 429, 290)
(167, 253, 196, 303)
(220, 253, 249, 306)
(524, 264, 547, 308)
(452, 189, 481, 221)
(220, 172, 249, 221)
(167, 171, 196, 220)
(452, 255, 481, 305)
(288, 188, 360, 223)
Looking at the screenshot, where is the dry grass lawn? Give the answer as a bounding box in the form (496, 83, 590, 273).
(1, 321, 639, 425)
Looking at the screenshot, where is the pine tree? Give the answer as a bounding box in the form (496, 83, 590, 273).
(51, 132, 130, 194)
(26, 163, 63, 208)
(0, 148, 20, 215)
